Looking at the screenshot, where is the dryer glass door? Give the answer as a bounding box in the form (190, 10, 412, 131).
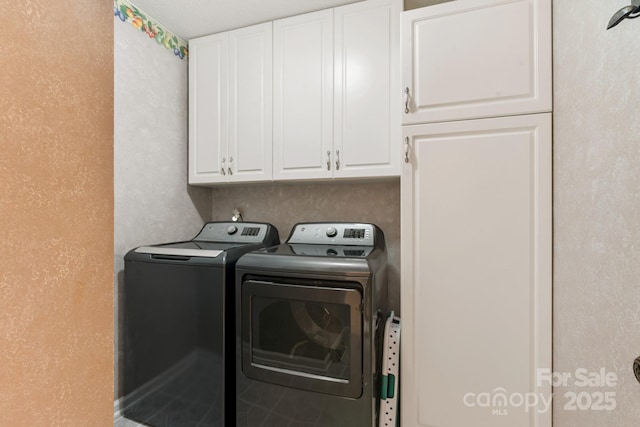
(241, 280, 363, 398)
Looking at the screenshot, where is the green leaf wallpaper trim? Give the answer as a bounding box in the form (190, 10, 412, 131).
(114, 0, 188, 60)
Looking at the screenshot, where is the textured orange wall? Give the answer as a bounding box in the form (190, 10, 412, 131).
(0, 1, 114, 425)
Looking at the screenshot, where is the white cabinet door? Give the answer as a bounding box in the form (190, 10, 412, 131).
(190, 24, 272, 185)
(401, 114, 552, 427)
(334, 0, 401, 178)
(188, 33, 228, 184)
(401, 0, 552, 125)
(228, 22, 273, 182)
(273, 10, 334, 180)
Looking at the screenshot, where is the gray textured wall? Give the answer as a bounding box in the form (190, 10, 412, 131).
(113, 20, 211, 398)
(553, 0, 640, 424)
(210, 180, 401, 312)
(404, 0, 453, 10)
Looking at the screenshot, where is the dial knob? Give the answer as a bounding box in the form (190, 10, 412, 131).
(326, 227, 338, 238)
(227, 225, 238, 235)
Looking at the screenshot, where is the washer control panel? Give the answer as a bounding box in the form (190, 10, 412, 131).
(287, 223, 375, 246)
(195, 222, 269, 243)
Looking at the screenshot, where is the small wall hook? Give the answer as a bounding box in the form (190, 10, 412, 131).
(607, 0, 640, 29)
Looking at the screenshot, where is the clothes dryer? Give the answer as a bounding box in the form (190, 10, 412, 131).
(235, 222, 388, 426)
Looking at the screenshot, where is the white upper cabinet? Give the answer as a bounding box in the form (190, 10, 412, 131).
(190, 0, 400, 185)
(272, 10, 334, 180)
(228, 23, 273, 182)
(189, 22, 272, 185)
(189, 32, 228, 185)
(273, 0, 401, 181)
(401, 0, 552, 125)
(334, 0, 402, 178)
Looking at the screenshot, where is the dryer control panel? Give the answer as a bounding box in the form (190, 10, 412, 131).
(287, 223, 375, 246)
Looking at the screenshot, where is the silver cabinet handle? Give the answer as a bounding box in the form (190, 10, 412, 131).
(221, 157, 226, 175)
(335, 150, 340, 170)
(327, 150, 331, 170)
(228, 157, 233, 176)
(404, 87, 410, 114)
(404, 137, 410, 163)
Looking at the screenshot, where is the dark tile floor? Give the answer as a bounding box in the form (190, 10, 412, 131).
(117, 350, 222, 427)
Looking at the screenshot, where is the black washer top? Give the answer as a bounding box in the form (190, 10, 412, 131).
(124, 221, 280, 267)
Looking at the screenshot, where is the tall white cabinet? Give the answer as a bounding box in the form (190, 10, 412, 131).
(400, 0, 552, 426)
(401, 114, 552, 427)
(189, 22, 272, 185)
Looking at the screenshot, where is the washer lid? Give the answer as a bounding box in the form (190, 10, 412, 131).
(134, 246, 223, 258)
(132, 239, 257, 258)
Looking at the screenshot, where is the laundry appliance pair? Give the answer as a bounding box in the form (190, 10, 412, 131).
(122, 221, 389, 427)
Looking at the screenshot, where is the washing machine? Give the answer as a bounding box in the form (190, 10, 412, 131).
(122, 221, 279, 427)
(235, 222, 388, 427)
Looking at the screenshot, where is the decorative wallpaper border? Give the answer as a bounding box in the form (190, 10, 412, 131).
(114, 0, 188, 60)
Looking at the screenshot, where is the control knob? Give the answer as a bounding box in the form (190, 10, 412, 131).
(227, 225, 238, 235)
(326, 227, 338, 238)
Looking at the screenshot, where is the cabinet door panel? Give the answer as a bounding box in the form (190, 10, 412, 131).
(273, 10, 333, 180)
(334, 0, 401, 178)
(188, 33, 228, 184)
(228, 23, 273, 182)
(402, 0, 551, 124)
(401, 114, 552, 427)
